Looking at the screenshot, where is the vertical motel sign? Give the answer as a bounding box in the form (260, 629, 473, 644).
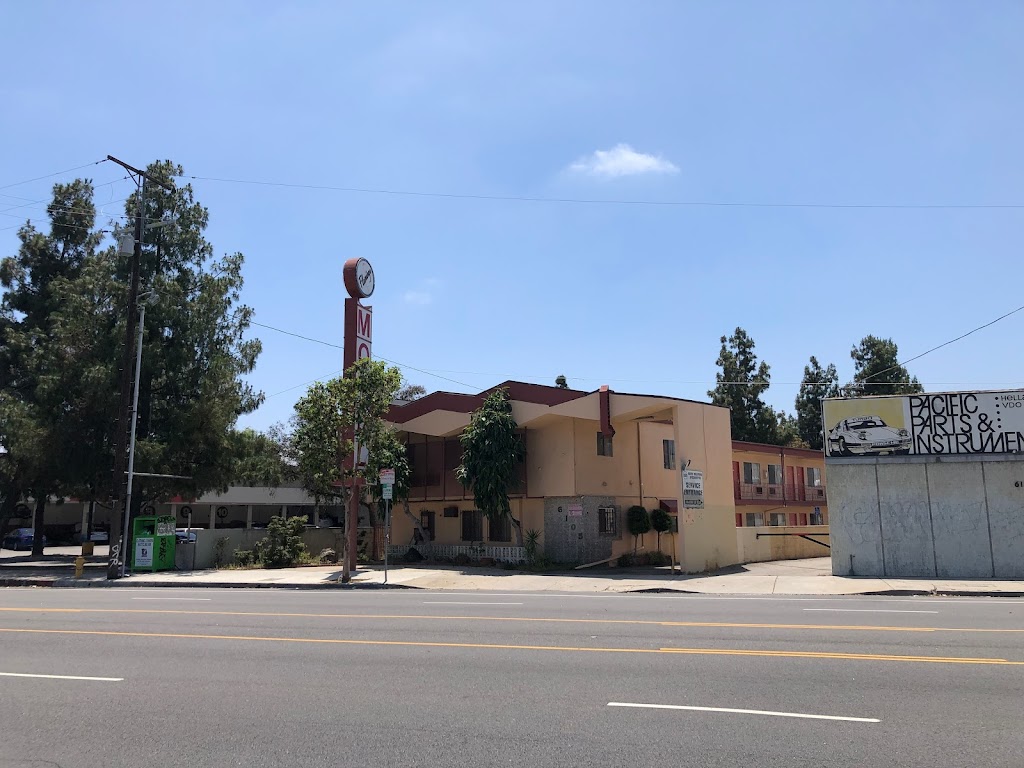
(341, 257, 375, 580)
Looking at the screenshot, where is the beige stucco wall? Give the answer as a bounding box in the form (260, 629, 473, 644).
(388, 497, 544, 549)
(638, 422, 679, 500)
(573, 417, 644, 499)
(673, 402, 738, 572)
(526, 419, 576, 497)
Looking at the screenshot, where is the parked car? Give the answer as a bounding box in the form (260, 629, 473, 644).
(2, 528, 46, 551)
(75, 529, 109, 544)
(827, 415, 911, 457)
(175, 529, 197, 544)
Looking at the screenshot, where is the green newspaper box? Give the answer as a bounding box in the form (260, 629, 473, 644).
(131, 515, 176, 572)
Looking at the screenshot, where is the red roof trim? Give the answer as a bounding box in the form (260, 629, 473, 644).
(388, 381, 588, 424)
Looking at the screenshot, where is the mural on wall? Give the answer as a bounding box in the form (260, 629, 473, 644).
(823, 390, 1024, 458)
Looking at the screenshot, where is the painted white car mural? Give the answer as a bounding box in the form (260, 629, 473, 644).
(826, 416, 911, 457)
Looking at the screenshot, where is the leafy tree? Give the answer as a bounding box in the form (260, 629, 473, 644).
(230, 428, 291, 487)
(395, 383, 426, 401)
(775, 411, 805, 448)
(626, 505, 651, 554)
(116, 161, 263, 505)
(456, 388, 525, 545)
(650, 506, 672, 549)
(0, 166, 264, 554)
(554, 375, 568, 389)
(0, 179, 106, 554)
(849, 336, 923, 396)
(794, 357, 840, 450)
(365, 427, 410, 519)
(291, 358, 403, 572)
(708, 328, 781, 444)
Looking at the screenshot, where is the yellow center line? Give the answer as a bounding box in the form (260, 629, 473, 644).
(0, 627, 1019, 665)
(0, 607, 1021, 634)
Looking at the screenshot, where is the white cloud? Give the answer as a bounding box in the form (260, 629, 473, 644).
(403, 278, 442, 306)
(568, 144, 679, 178)
(403, 290, 433, 306)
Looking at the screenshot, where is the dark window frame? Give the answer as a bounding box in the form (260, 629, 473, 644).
(598, 506, 617, 537)
(489, 514, 511, 543)
(461, 510, 484, 542)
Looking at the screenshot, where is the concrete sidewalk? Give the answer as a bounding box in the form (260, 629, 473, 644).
(1, 556, 1023, 596)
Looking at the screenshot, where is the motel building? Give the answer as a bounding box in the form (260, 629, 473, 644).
(15, 381, 829, 572)
(382, 381, 830, 571)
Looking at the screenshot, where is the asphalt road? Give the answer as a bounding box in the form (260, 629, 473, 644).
(0, 588, 1022, 768)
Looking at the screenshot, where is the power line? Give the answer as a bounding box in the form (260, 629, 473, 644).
(182, 172, 1024, 210)
(265, 369, 343, 399)
(247, 320, 1022, 399)
(247, 320, 477, 390)
(863, 302, 1024, 383)
(0, 159, 108, 192)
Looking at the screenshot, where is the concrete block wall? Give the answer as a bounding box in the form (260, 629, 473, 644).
(828, 455, 1024, 578)
(543, 495, 616, 564)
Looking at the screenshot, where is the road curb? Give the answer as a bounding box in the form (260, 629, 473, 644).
(861, 589, 1024, 598)
(0, 577, 420, 590)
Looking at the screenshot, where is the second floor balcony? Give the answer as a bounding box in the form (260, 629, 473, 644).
(735, 482, 826, 504)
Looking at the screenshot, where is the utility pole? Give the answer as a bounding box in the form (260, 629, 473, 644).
(105, 155, 173, 580)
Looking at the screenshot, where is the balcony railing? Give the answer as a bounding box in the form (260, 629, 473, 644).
(735, 483, 826, 504)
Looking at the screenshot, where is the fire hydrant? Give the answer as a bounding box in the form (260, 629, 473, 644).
(74, 556, 85, 579)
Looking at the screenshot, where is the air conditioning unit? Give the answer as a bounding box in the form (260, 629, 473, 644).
(755, 486, 764, 495)
(768, 487, 777, 496)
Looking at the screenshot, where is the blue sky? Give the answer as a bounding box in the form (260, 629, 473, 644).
(2, 1, 1022, 430)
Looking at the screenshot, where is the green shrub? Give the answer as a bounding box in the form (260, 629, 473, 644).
(646, 551, 670, 566)
(255, 515, 308, 568)
(523, 528, 541, 565)
(214, 536, 231, 567)
(233, 549, 256, 567)
(317, 547, 337, 564)
(617, 553, 635, 567)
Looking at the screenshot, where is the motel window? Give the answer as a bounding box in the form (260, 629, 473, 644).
(597, 432, 614, 457)
(767, 464, 782, 485)
(419, 511, 435, 542)
(745, 512, 765, 527)
(806, 467, 822, 487)
(461, 510, 484, 542)
(742, 462, 761, 485)
(663, 439, 676, 470)
(769, 512, 787, 527)
(489, 514, 511, 543)
(598, 507, 618, 537)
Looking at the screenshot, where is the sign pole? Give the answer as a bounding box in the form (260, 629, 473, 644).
(341, 257, 375, 583)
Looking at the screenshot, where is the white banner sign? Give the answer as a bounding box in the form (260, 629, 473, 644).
(682, 470, 704, 509)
